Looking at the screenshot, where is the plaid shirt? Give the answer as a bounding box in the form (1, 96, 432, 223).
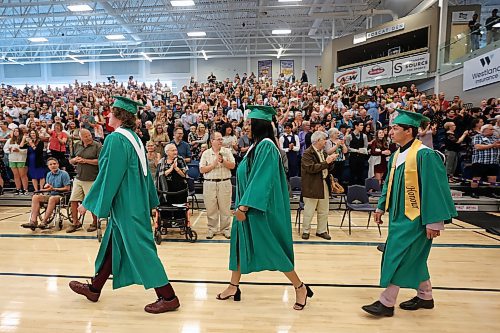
(472, 134, 499, 164)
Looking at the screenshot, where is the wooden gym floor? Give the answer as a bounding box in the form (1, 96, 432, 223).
(0, 206, 499, 333)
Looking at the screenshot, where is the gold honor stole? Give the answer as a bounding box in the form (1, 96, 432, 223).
(385, 139, 422, 220)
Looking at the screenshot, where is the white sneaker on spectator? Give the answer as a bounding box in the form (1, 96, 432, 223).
(223, 230, 231, 239)
(206, 231, 214, 239)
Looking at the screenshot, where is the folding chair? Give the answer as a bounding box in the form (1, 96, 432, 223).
(340, 185, 380, 236)
(365, 178, 382, 197)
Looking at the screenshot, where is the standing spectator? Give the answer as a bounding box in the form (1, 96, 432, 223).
(470, 124, 500, 198)
(300, 131, 336, 240)
(47, 122, 69, 170)
(418, 121, 435, 149)
(237, 124, 251, 162)
(68, 129, 102, 233)
(151, 123, 170, 155)
(485, 9, 499, 44)
(170, 127, 191, 163)
(4, 128, 28, 195)
(468, 13, 482, 51)
(325, 128, 348, 182)
(199, 132, 235, 239)
(279, 123, 300, 178)
(370, 129, 393, 185)
(24, 130, 46, 192)
(300, 70, 309, 83)
(146, 141, 161, 176)
(345, 121, 369, 185)
(443, 122, 468, 182)
(226, 102, 244, 123)
(188, 124, 208, 161)
(365, 97, 379, 129)
(221, 123, 238, 157)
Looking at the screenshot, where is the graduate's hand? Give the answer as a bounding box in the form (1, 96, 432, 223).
(78, 204, 87, 216)
(234, 207, 247, 221)
(374, 211, 384, 224)
(426, 229, 440, 239)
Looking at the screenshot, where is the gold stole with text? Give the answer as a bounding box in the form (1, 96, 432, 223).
(385, 140, 422, 220)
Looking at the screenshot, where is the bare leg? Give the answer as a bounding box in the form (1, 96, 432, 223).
(32, 179, 39, 192)
(217, 269, 242, 298)
(283, 270, 308, 310)
(39, 178, 45, 189)
(30, 195, 42, 224)
(43, 197, 60, 223)
(20, 167, 29, 191)
(70, 201, 79, 225)
(11, 168, 21, 191)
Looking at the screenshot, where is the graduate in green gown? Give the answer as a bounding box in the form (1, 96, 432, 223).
(69, 96, 180, 314)
(362, 110, 457, 317)
(216, 105, 314, 311)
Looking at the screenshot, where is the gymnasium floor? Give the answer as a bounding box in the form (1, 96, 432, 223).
(0, 206, 499, 333)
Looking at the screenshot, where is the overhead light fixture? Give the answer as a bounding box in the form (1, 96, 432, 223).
(7, 57, 24, 66)
(171, 0, 195, 6)
(67, 4, 93, 12)
(278, 0, 302, 2)
(68, 55, 84, 64)
(119, 51, 124, 58)
(28, 37, 48, 43)
(415, 72, 426, 76)
(106, 34, 126, 40)
(187, 31, 206, 37)
(277, 47, 284, 58)
(201, 50, 208, 60)
(272, 29, 291, 35)
(141, 52, 152, 62)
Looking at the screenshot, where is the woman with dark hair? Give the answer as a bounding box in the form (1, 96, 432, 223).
(24, 130, 46, 192)
(216, 105, 313, 311)
(47, 122, 69, 170)
(370, 129, 393, 184)
(221, 123, 238, 157)
(69, 96, 180, 314)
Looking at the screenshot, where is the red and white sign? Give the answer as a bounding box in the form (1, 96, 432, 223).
(333, 68, 361, 86)
(361, 61, 392, 82)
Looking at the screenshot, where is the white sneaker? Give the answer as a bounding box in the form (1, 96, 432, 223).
(223, 230, 231, 239)
(206, 231, 214, 239)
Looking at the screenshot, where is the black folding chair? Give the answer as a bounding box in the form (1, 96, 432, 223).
(340, 185, 380, 236)
(365, 178, 382, 197)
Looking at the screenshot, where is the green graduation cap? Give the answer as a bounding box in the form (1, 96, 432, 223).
(112, 96, 143, 114)
(393, 109, 430, 128)
(246, 105, 276, 122)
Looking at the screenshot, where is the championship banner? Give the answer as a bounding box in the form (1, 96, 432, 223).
(392, 53, 430, 77)
(280, 60, 294, 80)
(333, 67, 361, 86)
(258, 60, 273, 80)
(361, 61, 392, 82)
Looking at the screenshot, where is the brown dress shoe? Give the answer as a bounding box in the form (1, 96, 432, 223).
(144, 297, 180, 314)
(69, 281, 100, 302)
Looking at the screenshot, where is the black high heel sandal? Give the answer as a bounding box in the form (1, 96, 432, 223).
(294, 283, 314, 310)
(216, 282, 241, 301)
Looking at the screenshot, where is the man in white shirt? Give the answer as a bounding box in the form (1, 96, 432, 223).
(226, 102, 243, 124)
(279, 123, 301, 177)
(199, 132, 236, 239)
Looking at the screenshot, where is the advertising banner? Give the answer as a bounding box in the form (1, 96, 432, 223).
(463, 48, 500, 91)
(333, 67, 361, 86)
(392, 53, 430, 77)
(361, 61, 393, 82)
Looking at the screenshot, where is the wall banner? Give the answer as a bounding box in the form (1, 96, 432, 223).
(258, 60, 273, 80)
(361, 61, 393, 82)
(333, 67, 361, 86)
(280, 60, 294, 79)
(392, 53, 430, 77)
(463, 48, 500, 91)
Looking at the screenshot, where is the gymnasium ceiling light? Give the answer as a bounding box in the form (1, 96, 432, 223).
(171, 0, 195, 6)
(272, 29, 291, 35)
(105, 35, 126, 40)
(68, 55, 84, 64)
(67, 5, 93, 12)
(28, 37, 48, 43)
(187, 31, 206, 37)
(277, 47, 283, 58)
(141, 52, 152, 62)
(201, 50, 208, 60)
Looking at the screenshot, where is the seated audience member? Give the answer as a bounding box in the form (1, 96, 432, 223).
(21, 158, 71, 230)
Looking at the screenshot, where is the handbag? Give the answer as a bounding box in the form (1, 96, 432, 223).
(330, 175, 344, 194)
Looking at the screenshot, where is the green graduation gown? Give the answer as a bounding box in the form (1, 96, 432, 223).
(377, 146, 457, 289)
(229, 139, 294, 274)
(82, 128, 168, 290)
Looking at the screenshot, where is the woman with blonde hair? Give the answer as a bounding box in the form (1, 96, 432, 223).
(151, 123, 170, 155)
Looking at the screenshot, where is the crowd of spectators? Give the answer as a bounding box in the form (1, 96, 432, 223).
(0, 72, 498, 199)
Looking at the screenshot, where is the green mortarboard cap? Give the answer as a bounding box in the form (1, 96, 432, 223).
(112, 96, 143, 114)
(393, 109, 430, 128)
(246, 105, 276, 122)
